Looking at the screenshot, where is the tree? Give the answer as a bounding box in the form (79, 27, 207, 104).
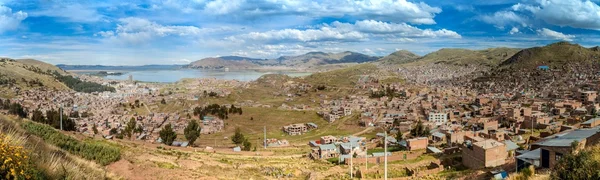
(109, 128, 118, 135)
(92, 123, 99, 135)
(552, 146, 600, 180)
(161, 98, 166, 104)
(134, 125, 143, 134)
(124, 117, 136, 138)
(184, 120, 201, 146)
(31, 109, 45, 123)
(232, 127, 245, 145)
(159, 124, 177, 146)
(242, 139, 252, 151)
(396, 130, 403, 143)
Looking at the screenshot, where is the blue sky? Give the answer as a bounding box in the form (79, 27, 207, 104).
(0, 0, 599, 65)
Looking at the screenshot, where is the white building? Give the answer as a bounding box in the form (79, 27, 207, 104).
(428, 112, 448, 126)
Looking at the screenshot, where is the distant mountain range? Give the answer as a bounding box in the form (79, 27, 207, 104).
(186, 51, 381, 70)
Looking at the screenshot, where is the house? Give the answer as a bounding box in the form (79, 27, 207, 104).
(428, 112, 448, 126)
(282, 123, 308, 136)
(320, 135, 337, 144)
(581, 117, 600, 128)
(318, 144, 339, 159)
(532, 127, 600, 169)
(580, 91, 598, 103)
(462, 139, 507, 169)
(516, 149, 541, 171)
(406, 137, 428, 151)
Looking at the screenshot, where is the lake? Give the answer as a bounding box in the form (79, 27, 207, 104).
(74, 69, 312, 83)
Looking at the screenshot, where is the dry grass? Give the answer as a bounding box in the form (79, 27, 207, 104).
(0, 115, 120, 179)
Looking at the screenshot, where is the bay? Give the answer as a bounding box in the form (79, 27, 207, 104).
(74, 69, 311, 83)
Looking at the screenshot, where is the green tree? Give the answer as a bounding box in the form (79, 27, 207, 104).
(124, 117, 136, 138)
(184, 120, 201, 146)
(159, 124, 177, 146)
(31, 109, 45, 123)
(92, 123, 99, 135)
(552, 146, 600, 180)
(232, 127, 245, 145)
(396, 130, 403, 143)
(242, 139, 252, 151)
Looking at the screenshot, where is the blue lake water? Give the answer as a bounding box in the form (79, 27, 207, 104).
(76, 69, 311, 83)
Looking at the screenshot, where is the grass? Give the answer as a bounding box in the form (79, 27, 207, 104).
(155, 162, 178, 169)
(0, 60, 70, 91)
(367, 146, 404, 155)
(197, 107, 358, 147)
(0, 115, 117, 179)
(21, 121, 121, 165)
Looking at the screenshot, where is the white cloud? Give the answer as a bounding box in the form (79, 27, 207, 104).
(204, 0, 243, 14)
(511, 0, 600, 30)
(29, 3, 104, 23)
(229, 20, 460, 43)
(97, 17, 229, 44)
(0, 5, 27, 33)
(480, 11, 526, 29)
(200, 0, 441, 24)
(536, 28, 575, 41)
(509, 27, 520, 34)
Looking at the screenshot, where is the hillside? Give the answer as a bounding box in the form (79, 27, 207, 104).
(187, 58, 259, 69)
(406, 47, 520, 67)
(376, 50, 420, 65)
(0, 58, 70, 93)
(499, 41, 600, 69)
(471, 42, 600, 94)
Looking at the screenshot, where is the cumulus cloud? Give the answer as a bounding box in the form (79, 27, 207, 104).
(480, 11, 527, 29)
(0, 5, 27, 33)
(97, 17, 229, 44)
(511, 0, 600, 30)
(509, 27, 520, 34)
(228, 20, 460, 43)
(536, 28, 575, 41)
(200, 0, 441, 24)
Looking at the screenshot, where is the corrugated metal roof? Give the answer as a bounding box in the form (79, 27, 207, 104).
(517, 148, 541, 160)
(427, 146, 442, 153)
(533, 127, 600, 147)
(504, 140, 519, 151)
(582, 118, 600, 125)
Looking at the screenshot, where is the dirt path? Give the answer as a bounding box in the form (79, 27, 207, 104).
(353, 126, 374, 136)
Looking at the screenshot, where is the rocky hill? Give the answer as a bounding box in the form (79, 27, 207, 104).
(186, 58, 259, 69)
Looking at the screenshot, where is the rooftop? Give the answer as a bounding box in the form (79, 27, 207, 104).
(581, 118, 600, 125)
(473, 139, 505, 149)
(533, 127, 600, 147)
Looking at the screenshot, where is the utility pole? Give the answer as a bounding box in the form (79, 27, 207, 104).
(365, 142, 368, 171)
(60, 104, 63, 131)
(350, 142, 353, 179)
(384, 130, 388, 180)
(264, 126, 267, 149)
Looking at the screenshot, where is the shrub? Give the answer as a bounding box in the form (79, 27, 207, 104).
(0, 133, 44, 179)
(21, 121, 121, 165)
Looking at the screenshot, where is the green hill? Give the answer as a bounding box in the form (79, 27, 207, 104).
(499, 41, 600, 69)
(0, 58, 70, 92)
(405, 47, 520, 67)
(376, 50, 420, 65)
